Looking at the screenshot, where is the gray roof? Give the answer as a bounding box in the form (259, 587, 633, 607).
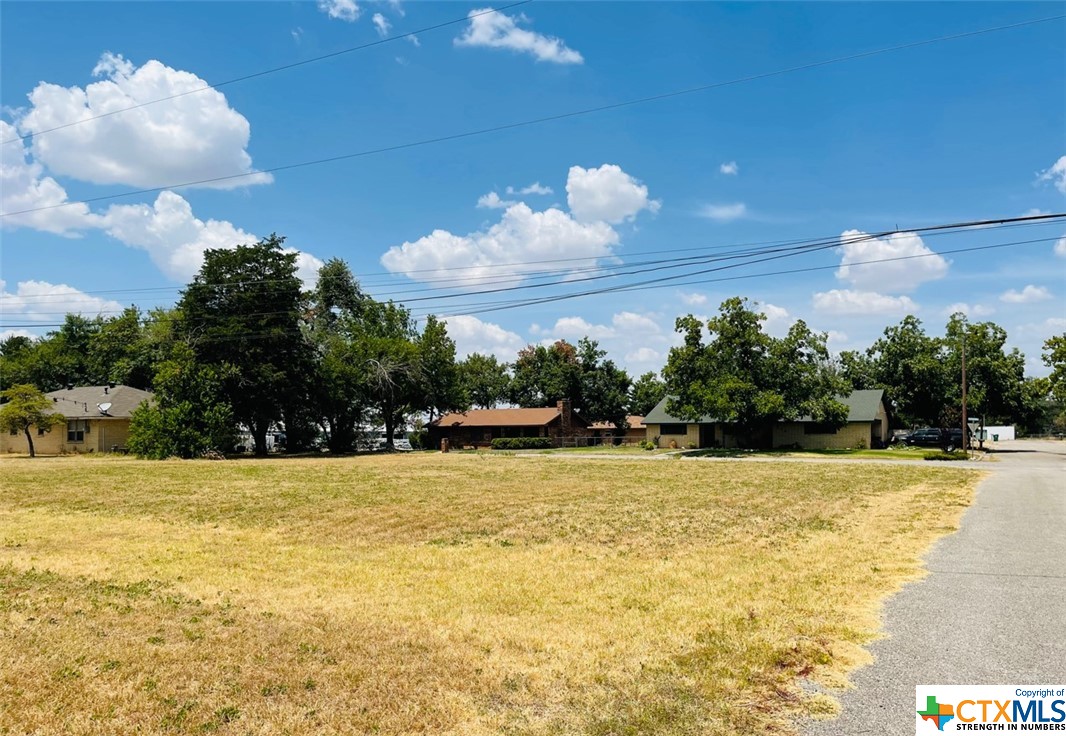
(644, 388, 886, 425)
(45, 385, 154, 419)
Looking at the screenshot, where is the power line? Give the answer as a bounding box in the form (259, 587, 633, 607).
(2, 227, 1060, 331)
(0, 2, 533, 146)
(438, 235, 1061, 319)
(3, 13, 1062, 219)
(3, 214, 1063, 305)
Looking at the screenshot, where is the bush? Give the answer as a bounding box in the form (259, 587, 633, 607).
(490, 437, 554, 450)
(923, 450, 970, 461)
(639, 439, 657, 451)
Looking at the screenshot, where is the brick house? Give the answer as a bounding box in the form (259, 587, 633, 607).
(587, 415, 647, 444)
(643, 389, 890, 450)
(0, 384, 154, 455)
(429, 399, 590, 448)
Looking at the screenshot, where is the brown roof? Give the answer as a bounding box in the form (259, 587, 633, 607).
(45, 385, 154, 419)
(588, 415, 645, 430)
(433, 407, 589, 428)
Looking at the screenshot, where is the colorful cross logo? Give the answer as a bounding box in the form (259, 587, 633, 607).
(918, 695, 956, 730)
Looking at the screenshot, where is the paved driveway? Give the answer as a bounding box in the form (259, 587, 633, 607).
(805, 439, 1066, 735)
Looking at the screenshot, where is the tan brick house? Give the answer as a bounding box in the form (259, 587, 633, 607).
(643, 389, 890, 450)
(1, 385, 154, 455)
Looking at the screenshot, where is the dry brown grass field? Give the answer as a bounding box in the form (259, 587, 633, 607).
(0, 453, 979, 735)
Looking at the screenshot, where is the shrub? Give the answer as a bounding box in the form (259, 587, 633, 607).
(923, 450, 969, 461)
(490, 437, 554, 450)
(639, 439, 657, 451)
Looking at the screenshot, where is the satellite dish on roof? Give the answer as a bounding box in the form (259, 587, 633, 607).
(97, 402, 112, 415)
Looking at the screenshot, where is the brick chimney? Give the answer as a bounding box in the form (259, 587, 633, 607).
(556, 399, 572, 437)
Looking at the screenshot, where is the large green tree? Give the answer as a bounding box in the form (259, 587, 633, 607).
(866, 316, 949, 427)
(417, 315, 465, 422)
(178, 235, 312, 456)
(0, 384, 66, 457)
(662, 297, 848, 447)
(942, 314, 1026, 426)
(307, 259, 372, 453)
(127, 343, 237, 459)
(458, 353, 511, 409)
(577, 337, 631, 428)
(1042, 334, 1066, 431)
(510, 340, 583, 408)
(362, 300, 423, 451)
(628, 371, 666, 416)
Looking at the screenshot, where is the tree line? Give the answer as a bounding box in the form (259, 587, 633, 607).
(0, 237, 663, 457)
(2, 237, 1063, 457)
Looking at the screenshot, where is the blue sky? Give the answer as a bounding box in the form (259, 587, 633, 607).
(2, 1, 1064, 376)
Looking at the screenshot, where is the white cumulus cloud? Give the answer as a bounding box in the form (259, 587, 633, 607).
(14, 53, 271, 191)
(442, 314, 525, 360)
(698, 203, 747, 222)
(566, 164, 660, 224)
(812, 289, 918, 315)
(1055, 235, 1066, 257)
(507, 182, 553, 196)
(625, 347, 662, 366)
(318, 0, 360, 22)
(455, 8, 583, 64)
(99, 191, 321, 286)
(0, 120, 98, 235)
(476, 191, 516, 209)
(719, 161, 739, 176)
(943, 302, 995, 318)
(372, 12, 391, 36)
(835, 229, 948, 293)
(759, 302, 792, 336)
(100, 191, 260, 282)
(678, 291, 708, 306)
(383, 164, 657, 285)
(1000, 285, 1053, 304)
(1, 279, 124, 323)
(381, 202, 617, 285)
(1037, 155, 1066, 195)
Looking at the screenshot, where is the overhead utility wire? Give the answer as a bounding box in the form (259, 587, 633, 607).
(10, 234, 1049, 335)
(3, 225, 1059, 330)
(5, 215, 1061, 310)
(2, 215, 1062, 315)
(4, 13, 1062, 219)
(0, 2, 533, 146)
(440, 235, 1062, 319)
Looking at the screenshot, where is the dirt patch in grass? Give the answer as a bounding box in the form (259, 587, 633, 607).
(0, 454, 979, 735)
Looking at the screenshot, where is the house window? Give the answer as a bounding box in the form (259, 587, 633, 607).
(660, 423, 687, 435)
(67, 419, 88, 443)
(804, 422, 838, 435)
(37, 427, 49, 436)
(8, 428, 15, 436)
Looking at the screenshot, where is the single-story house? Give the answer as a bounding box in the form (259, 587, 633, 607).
(587, 415, 647, 444)
(1, 384, 154, 455)
(429, 399, 590, 448)
(643, 389, 890, 450)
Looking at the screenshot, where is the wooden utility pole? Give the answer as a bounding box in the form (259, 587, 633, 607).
(961, 337, 968, 453)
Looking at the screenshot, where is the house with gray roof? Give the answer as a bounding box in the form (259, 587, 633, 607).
(643, 389, 890, 450)
(1, 384, 154, 455)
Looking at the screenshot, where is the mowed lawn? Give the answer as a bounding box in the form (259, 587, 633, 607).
(0, 454, 979, 735)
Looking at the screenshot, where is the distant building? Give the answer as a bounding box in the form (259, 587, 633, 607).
(643, 389, 890, 450)
(429, 399, 589, 448)
(0, 384, 154, 455)
(587, 415, 647, 444)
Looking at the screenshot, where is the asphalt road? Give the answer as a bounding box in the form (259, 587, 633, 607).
(805, 439, 1066, 735)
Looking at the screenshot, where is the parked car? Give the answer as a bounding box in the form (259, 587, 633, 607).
(901, 427, 971, 452)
